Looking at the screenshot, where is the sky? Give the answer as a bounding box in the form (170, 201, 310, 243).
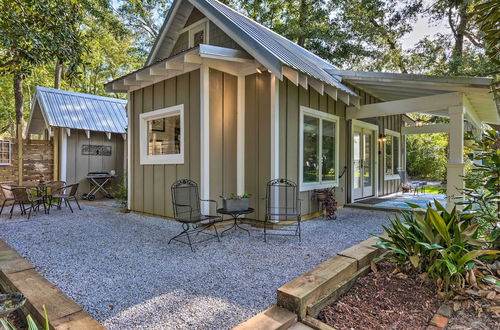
(400, 0, 450, 50)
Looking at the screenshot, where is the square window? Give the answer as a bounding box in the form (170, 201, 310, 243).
(140, 105, 184, 165)
(300, 106, 339, 191)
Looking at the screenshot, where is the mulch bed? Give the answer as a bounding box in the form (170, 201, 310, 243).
(318, 261, 439, 330)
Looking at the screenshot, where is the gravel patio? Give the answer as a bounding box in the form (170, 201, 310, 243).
(0, 204, 392, 329)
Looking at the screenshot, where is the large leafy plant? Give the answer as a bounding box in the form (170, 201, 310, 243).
(377, 201, 499, 292)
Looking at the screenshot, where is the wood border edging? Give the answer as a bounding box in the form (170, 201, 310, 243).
(0, 239, 104, 330)
(233, 233, 388, 329)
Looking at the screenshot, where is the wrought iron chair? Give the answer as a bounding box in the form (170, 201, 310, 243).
(170, 179, 222, 251)
(398, 170, 426, 195)
(0, 184, 15, 216)
(49, 183, 81, 213)
(264, 179, 302, 242)
(9, 187, 45, 219)
(47, 181, 65, 201)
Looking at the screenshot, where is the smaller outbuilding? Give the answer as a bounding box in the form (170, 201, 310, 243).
(26, 86, 128, 195)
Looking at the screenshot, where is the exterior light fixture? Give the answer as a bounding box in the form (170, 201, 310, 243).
(256, 67, 263, 74)
(415, 119, 423, 127)
(378, 134, 387, 142)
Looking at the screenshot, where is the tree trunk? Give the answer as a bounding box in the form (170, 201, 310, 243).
(54, 59, 63, 89)
(449, 2, 468, 74)
(297, 0, 308, 47)
(13, 73, 23, 135)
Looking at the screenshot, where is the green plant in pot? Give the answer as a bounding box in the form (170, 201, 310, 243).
(312, 188, 337, 220)
(220, 193, 250, 211)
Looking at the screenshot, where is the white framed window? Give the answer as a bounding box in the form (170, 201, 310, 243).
(384, 129, 401, 180)
(184, 19, 208, 48)
(0, 139, 11, 166)
(139, 105, 184, 165)
(299, 106, 340, 191)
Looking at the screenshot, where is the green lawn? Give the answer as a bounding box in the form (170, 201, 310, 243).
(424, 184, 446, 194)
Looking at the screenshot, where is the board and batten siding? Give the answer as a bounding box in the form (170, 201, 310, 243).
(65, 130, 124, 195)
(244, 73, 271, 221)
(277, 77, 349, 215)
(130, 70, 200, 217)
(209, 69, 238, 214)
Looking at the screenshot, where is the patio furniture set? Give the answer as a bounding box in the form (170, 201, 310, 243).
(170, 178, 302, 251)
(398, 170, 427, 195)
(0, 181, 81, 219)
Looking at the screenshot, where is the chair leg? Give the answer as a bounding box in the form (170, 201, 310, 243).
(298, 217, 302, 242)
(264, 216, 268, 242)
(0, 200, 7, 216)
(66, 198, 74, 213)
(186, 230, 194, 252)
(74, 197, 82, 210)
(9, 202, 16, 219)
(213, 222, 220, 242)
(27, 203, 33, 220)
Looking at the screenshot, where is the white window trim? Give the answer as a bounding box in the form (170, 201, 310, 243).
(0, 139, 11, 166)
(139, 104, 184, 165)
(384, 128, 401, 180)
(299, 106, 340, 191)
(179, 18, 209, 48)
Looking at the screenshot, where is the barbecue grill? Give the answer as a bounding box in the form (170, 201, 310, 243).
(82, 172, 116, 201)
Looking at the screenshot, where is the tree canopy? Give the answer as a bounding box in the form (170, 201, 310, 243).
(0, 0, 497, 137)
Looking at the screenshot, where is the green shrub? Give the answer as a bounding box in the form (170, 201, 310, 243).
(377, 201, 499, 292)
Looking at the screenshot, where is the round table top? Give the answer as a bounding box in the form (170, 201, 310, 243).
(217, 207, 254, 215)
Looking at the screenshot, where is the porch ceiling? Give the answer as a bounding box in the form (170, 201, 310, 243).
(329, 69, 499, 125)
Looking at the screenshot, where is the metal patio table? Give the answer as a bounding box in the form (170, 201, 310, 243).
(217, 207, 254, 236)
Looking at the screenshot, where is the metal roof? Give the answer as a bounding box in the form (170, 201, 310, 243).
(34, 87, 128, 133)
(148, 0, 356, 96)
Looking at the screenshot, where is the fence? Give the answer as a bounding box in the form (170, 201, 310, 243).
(0, 138, 54, 187)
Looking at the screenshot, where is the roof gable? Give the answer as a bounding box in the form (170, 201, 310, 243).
(147, 0, 356, 96)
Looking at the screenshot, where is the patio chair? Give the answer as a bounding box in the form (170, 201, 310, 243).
(48, 183, 81, 213)
(263, 179, 302, 242)
(0, 184, 15, 216)
(170, 179, 221, 252)
(9, 187, 45, 219)
(398, 170, 426, 195)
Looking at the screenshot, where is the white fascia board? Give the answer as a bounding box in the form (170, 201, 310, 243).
(346, 92, 463, 120)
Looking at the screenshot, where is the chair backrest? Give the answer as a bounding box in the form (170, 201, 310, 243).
(265, 179, 299, 216)
(171, 179, 201, 221)
(0, 184, 14, 200)
(48, 181, 66, 195)
(65, 183, 79, 197)
(397, 170, 409, 184)
(11, 187, 30, 203)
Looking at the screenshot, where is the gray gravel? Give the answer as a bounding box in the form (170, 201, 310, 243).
(0, 204, 392, 329)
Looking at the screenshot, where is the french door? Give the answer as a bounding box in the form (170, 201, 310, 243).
(352, 122, 377, 200)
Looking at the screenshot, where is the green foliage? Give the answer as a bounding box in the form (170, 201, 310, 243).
(114, 173, 128, 208)
(377, 201, 499, 292)
(406, 132, 448, 181)
(459, 130, 500, 244)
(221, 193, 250, 200)
(0, 305, 49, 330)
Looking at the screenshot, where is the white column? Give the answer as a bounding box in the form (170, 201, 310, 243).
(126, 92, 132, 210)
(60, 129, 67, 182)
(200, 65, 210, 214)
(270, 74, 280, 180)
(236, 75, 245, 195)
(446, 105, 465, 207)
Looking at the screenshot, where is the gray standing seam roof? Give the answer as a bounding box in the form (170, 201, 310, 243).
(36, 86, 127, 134)
(150, 0, 356, 96)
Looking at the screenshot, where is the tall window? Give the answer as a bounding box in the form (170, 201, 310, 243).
(300, 106, 339, 190)
(140, 105, 184, 165)
(0, 139, 11, 165)
(384, 129, 400, 179)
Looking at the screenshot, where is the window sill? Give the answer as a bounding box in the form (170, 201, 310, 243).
(384, 175, 400, 181)
(300, 182, 338, 192)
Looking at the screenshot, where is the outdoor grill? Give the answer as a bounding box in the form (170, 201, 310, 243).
(82, 172, 115, 201)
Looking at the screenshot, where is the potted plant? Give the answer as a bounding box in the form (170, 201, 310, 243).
(312, 188, 337, 220)
(220, 193, 250, 211)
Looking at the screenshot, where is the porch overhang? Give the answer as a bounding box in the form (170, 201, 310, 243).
(332, 69, 499, 126)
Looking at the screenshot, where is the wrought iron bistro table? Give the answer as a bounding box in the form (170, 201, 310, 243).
(217, 208, 254, 236)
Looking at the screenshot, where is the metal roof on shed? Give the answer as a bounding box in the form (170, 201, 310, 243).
(34, 87, 127, 134)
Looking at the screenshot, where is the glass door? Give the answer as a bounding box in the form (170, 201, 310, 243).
(353, 125, 375, 200)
